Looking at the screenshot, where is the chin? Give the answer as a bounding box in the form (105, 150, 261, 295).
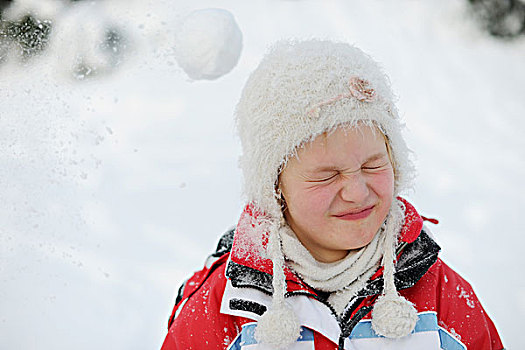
(339, 228, 377, 250)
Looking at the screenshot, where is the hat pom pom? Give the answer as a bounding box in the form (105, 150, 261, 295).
(255, 303, 301, 349)
(371, 294, 418, 338)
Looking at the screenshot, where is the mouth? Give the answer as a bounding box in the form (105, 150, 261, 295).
(333, 205, 375, 221)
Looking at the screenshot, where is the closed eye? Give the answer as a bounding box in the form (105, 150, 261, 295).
(306, 173, 338, 183)
(362, 165, 383, 170)
(362, 162, 390, 171)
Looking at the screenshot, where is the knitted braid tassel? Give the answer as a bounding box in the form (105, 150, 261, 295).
(255, 220, 301, 349)
(371, 201, 418, 338)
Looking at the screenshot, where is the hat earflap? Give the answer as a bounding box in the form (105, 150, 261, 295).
(255, 218, 301, 349)
(371, 200, 418, 338)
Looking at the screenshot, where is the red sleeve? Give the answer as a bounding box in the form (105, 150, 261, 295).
(161, 258, 251, 350)
(436, 260, 504, 349)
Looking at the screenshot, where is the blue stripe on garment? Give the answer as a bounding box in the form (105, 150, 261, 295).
(234, 323, 314, 346)
(229, 313, 465, 349)
(438, 328, 467, 350)
(226, 331, 242, 350)
(350, 312, 438, 339)
(349, 312, 466, 349)
(414, 312, 439, 333)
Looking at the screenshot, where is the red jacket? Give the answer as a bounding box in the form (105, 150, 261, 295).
(161, 199, 503, 349)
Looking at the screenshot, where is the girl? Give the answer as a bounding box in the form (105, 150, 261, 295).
(161, 39, 503, 349)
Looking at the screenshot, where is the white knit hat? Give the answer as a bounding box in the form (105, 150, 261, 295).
(235, 39, 417, 348)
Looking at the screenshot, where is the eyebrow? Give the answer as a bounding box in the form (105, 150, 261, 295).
(308, 152, 388, 173)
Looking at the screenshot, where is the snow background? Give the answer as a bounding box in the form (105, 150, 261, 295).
(1, 0, 524, 348)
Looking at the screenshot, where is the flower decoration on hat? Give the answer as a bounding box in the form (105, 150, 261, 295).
(307, 76, 376, 118)
(348, 76, 376, 102)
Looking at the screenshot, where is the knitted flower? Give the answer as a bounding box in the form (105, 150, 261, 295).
(348, 76, 376, 102)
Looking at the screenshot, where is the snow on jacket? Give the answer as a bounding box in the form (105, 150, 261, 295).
(161, 199, 503, 349)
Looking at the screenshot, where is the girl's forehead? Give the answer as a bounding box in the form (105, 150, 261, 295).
(306, 125, 383, 153)
(287, 125, 388, 170)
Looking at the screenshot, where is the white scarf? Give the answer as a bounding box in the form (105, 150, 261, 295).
(280, 205, 403, 316)
(257, 200, 415, 346)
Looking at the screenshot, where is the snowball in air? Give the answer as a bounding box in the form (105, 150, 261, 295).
(174, 8, 243, 80)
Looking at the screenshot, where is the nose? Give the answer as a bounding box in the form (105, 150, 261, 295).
(339, 172, 370, 203)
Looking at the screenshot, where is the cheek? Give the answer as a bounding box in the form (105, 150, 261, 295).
(369, 171, 395, 199)
(288, 185, 336, 216)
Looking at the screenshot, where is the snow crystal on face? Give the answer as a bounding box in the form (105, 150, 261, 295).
(174, 8, 243, 80)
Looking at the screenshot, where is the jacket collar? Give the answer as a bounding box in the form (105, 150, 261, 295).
(225, 198, 440, 297)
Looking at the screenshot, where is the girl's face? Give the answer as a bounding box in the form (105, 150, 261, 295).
(279, 125, 395, 263)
